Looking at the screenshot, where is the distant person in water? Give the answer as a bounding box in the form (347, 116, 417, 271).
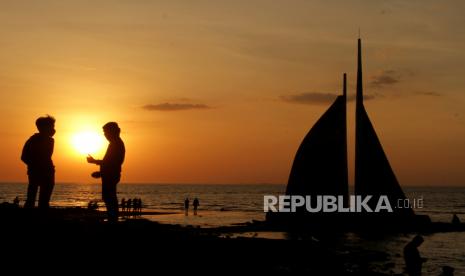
(451, 214, 460, 225)
(21, 115, 56, 209)
(138, 198, 143, 214)
(184, 197, 189, 216)
(404, 235, 427, 276)
(87, 122, 125, 223)
(193, 197, 199, 215)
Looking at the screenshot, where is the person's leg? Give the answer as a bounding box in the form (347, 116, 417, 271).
(24, 175, 39, 208)
(102, 178, 119, 222)
(38, 173, 55, 209)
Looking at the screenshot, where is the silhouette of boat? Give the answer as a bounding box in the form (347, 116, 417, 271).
(266, 39, 432, 231)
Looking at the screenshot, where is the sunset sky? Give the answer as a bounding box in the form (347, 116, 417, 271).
(0, 1, 464, 185)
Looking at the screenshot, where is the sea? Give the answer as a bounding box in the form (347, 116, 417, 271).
(1, 183, 464, 275)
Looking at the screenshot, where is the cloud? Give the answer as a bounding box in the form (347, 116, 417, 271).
(415, 91, 441, 97)
(380, 9, 392, 15)
(347, 94, 376, 102)
(280, 92, 376, 105)
(369, 70, 401, 88)
(142, 103, 211, 111)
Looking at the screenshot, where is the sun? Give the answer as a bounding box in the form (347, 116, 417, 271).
(71, 131, 105, 155)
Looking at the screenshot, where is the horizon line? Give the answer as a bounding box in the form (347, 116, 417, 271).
(1, 181, 465, 188)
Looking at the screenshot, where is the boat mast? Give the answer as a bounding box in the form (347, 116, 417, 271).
(356, 38, 363, 105)
(354, 38, 363, 195)
(343, 73, 347, 98)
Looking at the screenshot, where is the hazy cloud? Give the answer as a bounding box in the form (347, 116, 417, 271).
(369, 70, 401, 88)
(280, 92, 375, 105)
(347, 94, 376, 102)
(142, 103, 211, 111)
(415, 91, 441, 97)
(380, 9, 392, 15)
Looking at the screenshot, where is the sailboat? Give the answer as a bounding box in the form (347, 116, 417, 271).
(267, 38, 419, 228)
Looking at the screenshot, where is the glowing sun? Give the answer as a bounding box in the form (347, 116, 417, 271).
(71, 131, 105, 155)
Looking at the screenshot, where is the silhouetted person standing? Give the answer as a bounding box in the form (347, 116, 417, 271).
(21, 115, 56, 209)
(134, 198, 141, 215)
(193, 197, 199, 215)
(127, 198, 132, 214)
(138, 198, 143, 214)
(121, 198, 126, 213)
(404, 235, 427, 276)
(133, 197, 138, 215)
(451, 214, 460, 225)
(184, 197, 189, 216)
(13, 196, 20, 207)
(87, 122, 125, 223)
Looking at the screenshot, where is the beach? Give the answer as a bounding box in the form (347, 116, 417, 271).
(1, 204, 464, 275)
(1, 183, 464, 274)
(0, 205, 390, 275)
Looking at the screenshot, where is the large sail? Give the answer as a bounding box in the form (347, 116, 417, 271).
(286, 74, 348, 207)
(354, 39, 413, 216)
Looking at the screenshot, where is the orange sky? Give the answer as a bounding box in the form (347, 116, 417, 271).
(0, 1, 464, 185)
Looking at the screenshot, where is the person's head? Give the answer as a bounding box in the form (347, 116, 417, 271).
(412, 235, 424, 246)
(36, 115, 56, 137)
(102, 122, 120, 141)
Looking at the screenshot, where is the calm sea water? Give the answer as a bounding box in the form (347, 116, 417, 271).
(1, 183, 463, 223)
(1, 183, 464, 274)
(0, 182, 283, 215)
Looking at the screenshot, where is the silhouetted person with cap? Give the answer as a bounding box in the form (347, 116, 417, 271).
(184, 197, 189, 216)
(21, 115, 56, 209)
(404, 235, 427, 276)
(87, 122, 125, 223)
(193, 197, 199, 215)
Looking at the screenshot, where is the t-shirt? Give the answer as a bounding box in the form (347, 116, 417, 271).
(101, 137, 125, 178)
(21, 133, 54, 175)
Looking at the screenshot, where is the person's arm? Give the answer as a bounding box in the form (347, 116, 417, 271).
(21, 139, 32, 165)
(50, 138, 54, 157)
(87, 155, 103, 165)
